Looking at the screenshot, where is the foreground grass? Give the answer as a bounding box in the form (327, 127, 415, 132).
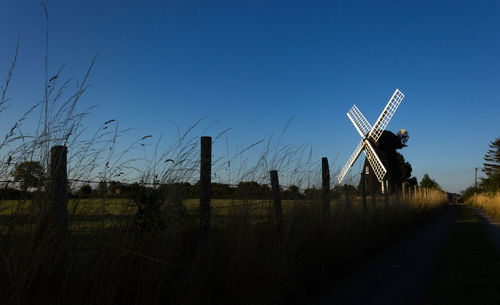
(425, 205, 500, 305)
(466, 192, 500, 219)
(0, 190, 448, 305)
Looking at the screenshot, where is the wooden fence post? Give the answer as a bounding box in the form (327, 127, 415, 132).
(395, 184, 400, 205)
(27, 146, 69, 305)
(200, 136, 211, 242)
(270, 170, 283, 228)
(360, 168, 367, 211)
(321, 157, 330, 218)
(344, 184, 350, 209)
(384, 180, 389, 207)
(50, 145, 68, 249)
(371, 181, 376, 209)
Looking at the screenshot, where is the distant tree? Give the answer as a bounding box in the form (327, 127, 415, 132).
(79, 184, 92, 197)
(331, 185, 343, 198)
(235, 181, 271, 199)
(158, 182, 193, 202)
(344, 184, 357, 193)
(260, 184, 272, 199)
(97, 181, 108, 195)
(397, 153, 413, 182)
(283, 185, 303, 200)
(481, 137, 500, 191)
(131, 185, 163, 233)
(364, 130, 413, 193)
(462, 185, 478, 201)
(332, 184, 356, 199)
(211, 183, 235, 199)
(0, 187, 22, 200)
(420, 173, 440, 190)
(304, 188, 321, 200)
(406, 176, 418, 187)
(11, 161, 45, 191)
(108, 180, 124, 196)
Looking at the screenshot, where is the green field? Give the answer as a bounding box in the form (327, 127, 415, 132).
(1, 198, 318, 215)
(0, 195, 395, 216)
(0, 198, 325, 232)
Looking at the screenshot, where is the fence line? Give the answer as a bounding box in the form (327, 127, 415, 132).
(1, 138, 435, 238)
(199, 136, 211, 242)
(270, 170, 283, 228)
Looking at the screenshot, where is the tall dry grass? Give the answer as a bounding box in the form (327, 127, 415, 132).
(466, 192, 500, 219)
(406, 188, 449, 210)
(0, 189, 448, 305)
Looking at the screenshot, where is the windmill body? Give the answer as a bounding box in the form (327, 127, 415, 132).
(362, 130, 407, 193)
(337, 89, 405, 192)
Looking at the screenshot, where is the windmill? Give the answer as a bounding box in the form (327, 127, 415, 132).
(337, 89, 405, 192)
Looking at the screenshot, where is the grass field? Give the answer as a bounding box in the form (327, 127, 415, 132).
(0, 193, 433, 217)
(0, 194, 434, 231)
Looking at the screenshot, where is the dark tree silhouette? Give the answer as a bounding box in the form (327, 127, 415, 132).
(363, 130, 413, 193)
(304, 188, 322, 200)
(235, 181, 271, 199)
(11, 161, 45, 191)
(97, 181, 107, 195)
(420, 173, 440, 190)
(406, 176, 418, 187)
(481, 137, 500, 191)
(283, 185, 303, 200)
(79, 184, 92, 197)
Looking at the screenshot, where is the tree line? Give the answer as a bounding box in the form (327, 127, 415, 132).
(76, 181, 359, 201)
(1, 165, 365, 201)
(463, 137, 500, 199)
(2, 157, 443, 201)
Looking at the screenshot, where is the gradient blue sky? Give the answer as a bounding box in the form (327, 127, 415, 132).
(1, 0, 499, 192)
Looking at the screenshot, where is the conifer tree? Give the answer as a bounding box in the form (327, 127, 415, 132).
(482, 137, 500, 191)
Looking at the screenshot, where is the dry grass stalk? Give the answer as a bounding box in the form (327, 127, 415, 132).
(466, 192, 500, 218)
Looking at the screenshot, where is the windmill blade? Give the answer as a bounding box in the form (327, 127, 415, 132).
(364, 140, 387, 182)
(337, 140, 364, 184)
(347, 105, 372, 138)
(368, 89, 405, 143)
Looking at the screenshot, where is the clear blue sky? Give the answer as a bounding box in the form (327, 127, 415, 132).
(1, 0, 499, 192)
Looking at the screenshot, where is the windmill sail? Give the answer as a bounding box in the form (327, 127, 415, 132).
(337, 89, 404, 185)
(368, 89, 404, 143)
(347, 105, 372, 138)
(337, 140, 364, 183)
(364, 141, 387, 182)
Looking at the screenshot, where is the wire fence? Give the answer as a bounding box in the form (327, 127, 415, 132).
(0, 139, 430, 238)
(0, 178, 317, 193)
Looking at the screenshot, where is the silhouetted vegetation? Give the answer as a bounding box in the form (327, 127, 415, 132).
(11, 161, 45, 191)
(364, 130, 416, 193)
(464, 137, 500, 219)
(481, 137, 500, 192)
(463, 137, 500, 198)
(420, 173, 441, 190)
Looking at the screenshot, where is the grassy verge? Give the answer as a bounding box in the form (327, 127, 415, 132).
(466, 192, 500, 219)
(426, 205, 500, 305)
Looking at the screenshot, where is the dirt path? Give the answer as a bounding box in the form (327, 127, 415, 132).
(317, 204, 457, 305)
(471, 206, 500, 252)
